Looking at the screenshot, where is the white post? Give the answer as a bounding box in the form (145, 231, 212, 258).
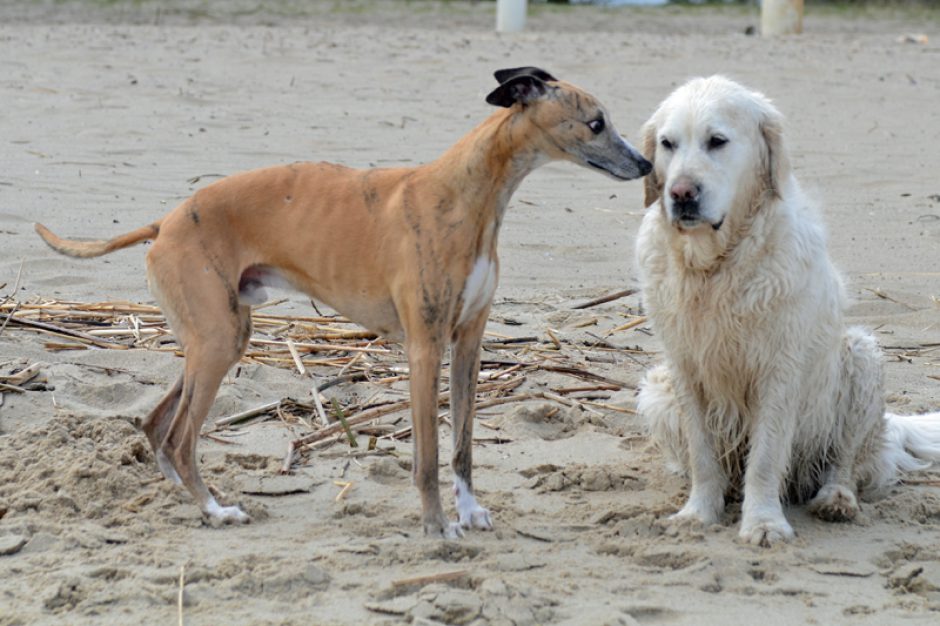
(496, 0, 527, 33)
(761, 0, 803, 36)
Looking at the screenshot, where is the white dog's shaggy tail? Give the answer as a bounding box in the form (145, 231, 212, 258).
(877, 412, 940, 485)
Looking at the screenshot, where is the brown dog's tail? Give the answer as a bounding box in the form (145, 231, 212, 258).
(34, 221, 161, 258)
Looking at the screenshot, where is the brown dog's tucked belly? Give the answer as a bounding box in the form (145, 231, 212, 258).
(152, 162, 410, 339)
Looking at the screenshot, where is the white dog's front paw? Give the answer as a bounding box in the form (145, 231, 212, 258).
(738, 517, 794, 547)
(808, 484, 859, 522)
(204, 499, 250, 527)
(670, 495, 722, 527)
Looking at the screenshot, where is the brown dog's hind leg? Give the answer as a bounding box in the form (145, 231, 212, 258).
(141, 374, 185, 484)
(166, 340, 251, 526)
(146, 250, 253, 525)
(450, 308, 493, 531)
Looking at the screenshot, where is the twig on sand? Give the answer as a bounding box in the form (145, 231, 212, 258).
(571, 288, 636, 310)
(864, 287, 919, 311)
(0, 382, 26, 394)
(0, 259, 25, 337)
(214, 400, 283, 428)
(606, 316, 647, 335)
(178, 563, 185, 626)
(334, 480, 355, 501)
(309, 379, 331, 428)
(0, 313, 128, 349)
(392, 569, 468, 588)
(332, 398, 359, 448)
(280, 441, 296, 474)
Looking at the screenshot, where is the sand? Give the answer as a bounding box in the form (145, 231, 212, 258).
(1, 1, 939, 624)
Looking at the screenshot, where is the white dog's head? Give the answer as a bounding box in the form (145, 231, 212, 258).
(640, 76, 790, 233)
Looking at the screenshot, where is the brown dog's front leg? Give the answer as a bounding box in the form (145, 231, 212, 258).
(449, 309, 493, 531)
(407, 336, 460, 538)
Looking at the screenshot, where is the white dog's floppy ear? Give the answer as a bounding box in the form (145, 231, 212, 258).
(759, 107, 791, 199)
(641, 121, 661, 207)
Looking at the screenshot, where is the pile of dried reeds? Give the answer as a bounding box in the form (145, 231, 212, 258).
(0, 292, 646, 473)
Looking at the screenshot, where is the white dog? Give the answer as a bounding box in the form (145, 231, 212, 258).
(635, 76, 940, 547)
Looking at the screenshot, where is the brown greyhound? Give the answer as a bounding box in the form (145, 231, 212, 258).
(35, 67, 651, 537)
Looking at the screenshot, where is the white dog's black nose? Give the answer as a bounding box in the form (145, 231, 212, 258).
(638, 157, 653, 176)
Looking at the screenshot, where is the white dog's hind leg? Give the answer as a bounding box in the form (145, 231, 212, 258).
(809, 328, 882, 521)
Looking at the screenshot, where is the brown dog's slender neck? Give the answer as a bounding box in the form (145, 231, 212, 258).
(432, 107, 545, 225)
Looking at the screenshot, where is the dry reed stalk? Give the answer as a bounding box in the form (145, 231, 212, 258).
(0, 314, 128, 349)
(43, 342, 90, 352)
(552, 383, 618, 394)
(280, 441, 296, 474)
(392, 570, 468, 588)
(0, 363, 41, 386)
(579, 400, 636, 415)
(285, 338, 307, 376)
(84, 327, 163, 338)
(864, 288, 918, 311)
(380, 393, 539, 441)
(607, 316, 647, 335)
(214, 400, 284, 428)
(545, 328, 563, 350)
(571, 288, 636, 310)
(309, 379, 331, 428)
(333, 480, 354, 501)
(178, 564, 185, 626)
(250, 338, 390, 355)
(332, 398, 358, 448)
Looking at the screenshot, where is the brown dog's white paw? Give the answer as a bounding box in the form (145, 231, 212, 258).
(423, 514, 465, 539)
(808, 484, 859, 522)
(454, 478, 493, 531)
(204, 499, 251, 527)
(459, 506, 493, 531)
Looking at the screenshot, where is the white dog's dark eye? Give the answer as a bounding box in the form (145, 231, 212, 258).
(660, 138, 674, 151)
(708, 135, 728, 149)
(587, 118, 605, 134)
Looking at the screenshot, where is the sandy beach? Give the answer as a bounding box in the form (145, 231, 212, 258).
(1, 1, 939, 624)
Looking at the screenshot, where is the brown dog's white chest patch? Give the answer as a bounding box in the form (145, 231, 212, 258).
(457, 256, 497, 326)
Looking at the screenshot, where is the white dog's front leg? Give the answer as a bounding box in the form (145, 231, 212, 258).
(673, 402, 727, 526)
(739, 395, 798, 546)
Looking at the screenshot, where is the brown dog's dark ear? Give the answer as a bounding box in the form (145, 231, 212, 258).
(641, 122, 661, 207)
(759, 108, 790, 199)
(486, 74, 549, 108)
(493, 67, 557, 84)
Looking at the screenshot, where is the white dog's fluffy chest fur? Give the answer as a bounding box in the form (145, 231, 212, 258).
(637, 190, 847, 460)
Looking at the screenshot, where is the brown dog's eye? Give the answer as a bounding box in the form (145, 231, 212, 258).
(708, 135, 728, 150)
(587, 118, 605, 134)
(660, 138, 674, 151)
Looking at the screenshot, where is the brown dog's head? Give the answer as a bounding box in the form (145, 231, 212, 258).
(485, 67, 652, 182)
(640, 76, 791, 232)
